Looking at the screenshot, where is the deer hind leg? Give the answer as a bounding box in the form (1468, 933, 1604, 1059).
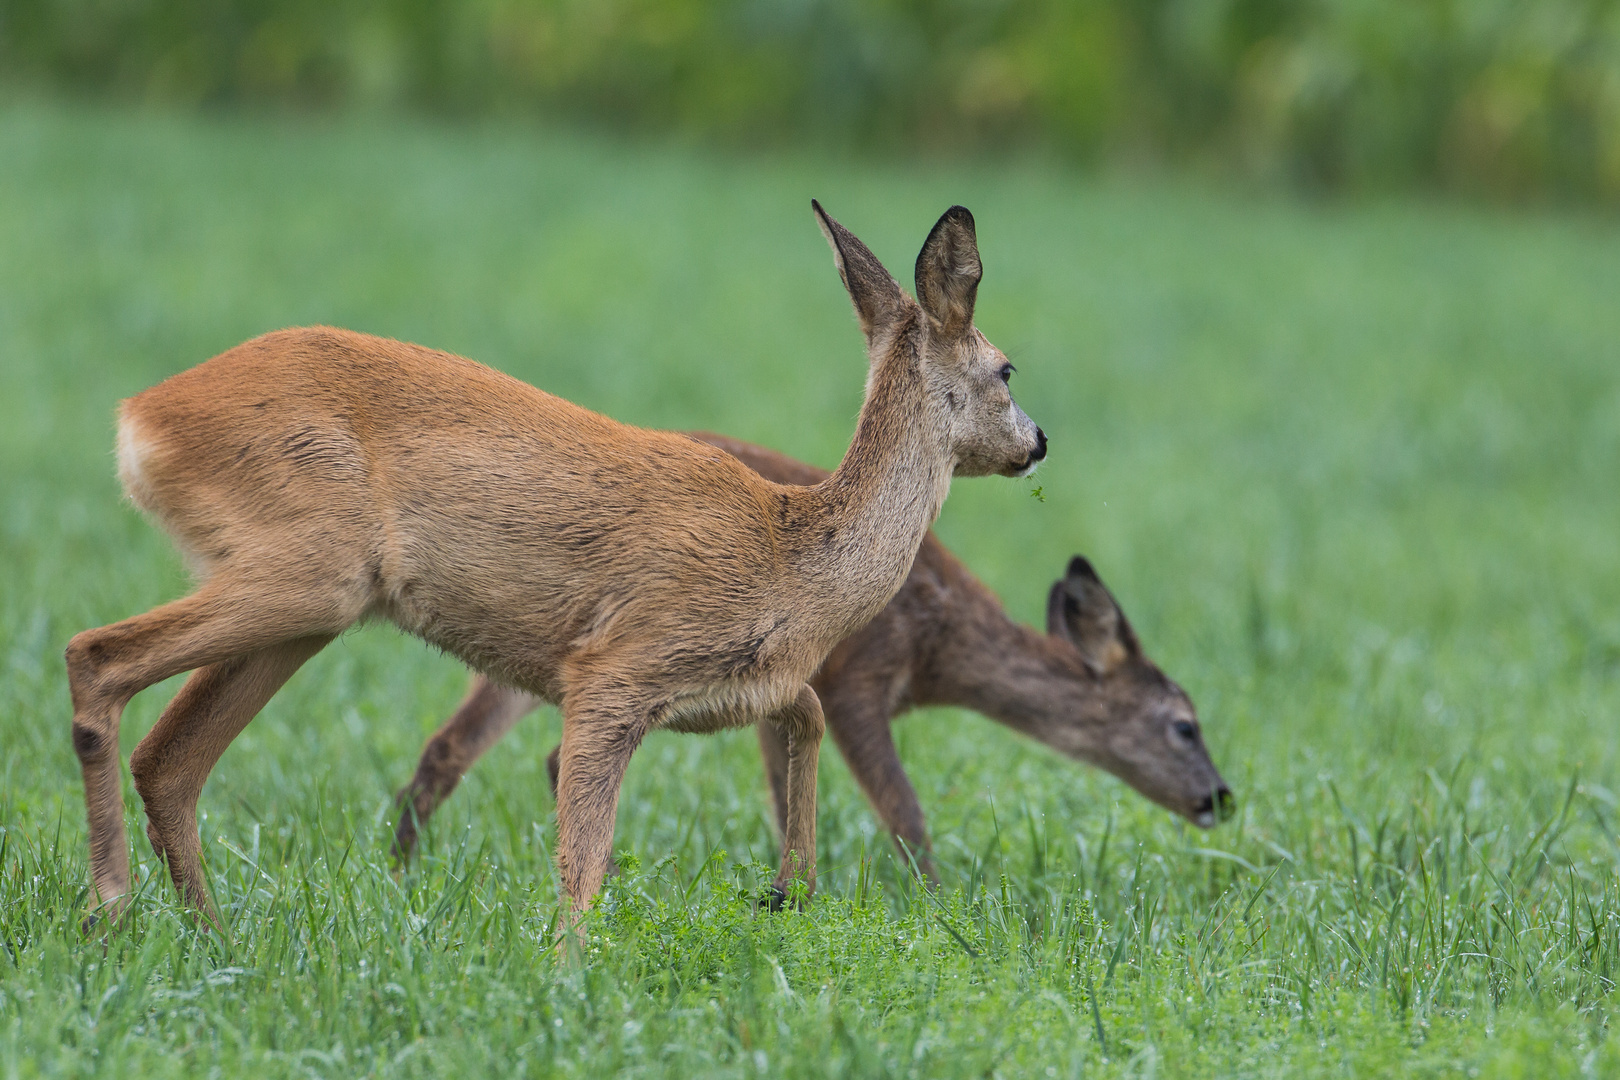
(66, 577, 361, 922)
(823, 694, 937, 883)
(393, 677, 541, 863)
(756, 718, 791, 845)
(763, 685, 825, 908)
(127, 635, 332, 921)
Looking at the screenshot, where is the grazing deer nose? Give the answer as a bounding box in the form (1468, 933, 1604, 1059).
(1031, 427, 1047, 462)
(1194, 785, 1235, 827)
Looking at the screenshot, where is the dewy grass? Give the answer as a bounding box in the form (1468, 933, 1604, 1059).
(2, 101, 1619, 1077)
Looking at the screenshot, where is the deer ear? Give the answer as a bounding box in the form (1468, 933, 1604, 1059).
(914, 205, 981, 338)
(813, 200, 905, 340)
(1047, 556, 1140, 675)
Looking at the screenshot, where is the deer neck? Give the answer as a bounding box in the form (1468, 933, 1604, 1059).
(792, 321, 953, 616)
(942, 616, 1109, 753)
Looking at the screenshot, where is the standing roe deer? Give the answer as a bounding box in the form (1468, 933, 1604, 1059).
(392, 434, 1233, 881)
(66, 202, 1044, 926)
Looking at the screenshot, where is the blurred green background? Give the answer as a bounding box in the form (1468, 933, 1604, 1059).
(6, 0, 1620, 201)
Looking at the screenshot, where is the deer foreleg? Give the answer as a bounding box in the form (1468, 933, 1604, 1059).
(764, 685, 824, 906)
(552, 697, 649, 916)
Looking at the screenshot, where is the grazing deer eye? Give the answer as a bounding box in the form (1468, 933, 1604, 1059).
(997, 363, 1015, 384)
(1172, 720, 1198, 743)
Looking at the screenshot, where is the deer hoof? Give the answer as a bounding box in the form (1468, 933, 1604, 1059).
(80, 898, 129, 939)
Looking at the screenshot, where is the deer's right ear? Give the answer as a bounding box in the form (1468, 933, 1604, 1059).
(813, 199, 904, 340)
(1047, 555, 1140, 675)
(914, 205, 980, 338)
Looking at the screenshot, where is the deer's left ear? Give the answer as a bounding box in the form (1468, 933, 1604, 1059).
(914, 205, 981, 338)
(1047, 556, 1140, 675)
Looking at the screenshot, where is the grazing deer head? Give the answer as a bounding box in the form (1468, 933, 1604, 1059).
(1034, 557, 1232, 826)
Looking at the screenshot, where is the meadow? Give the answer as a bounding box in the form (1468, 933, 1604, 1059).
(1, 102, 1619, 1077)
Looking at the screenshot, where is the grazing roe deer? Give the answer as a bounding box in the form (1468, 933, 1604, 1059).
(393, 435, 1233, 881)
(66, 202, 1044, 925)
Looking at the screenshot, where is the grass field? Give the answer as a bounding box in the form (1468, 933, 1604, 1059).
(2, 101, 1619, 1077)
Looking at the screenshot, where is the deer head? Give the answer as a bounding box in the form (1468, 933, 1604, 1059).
(1040, 557, 1233, 827)
(813, 201, 1045, 479)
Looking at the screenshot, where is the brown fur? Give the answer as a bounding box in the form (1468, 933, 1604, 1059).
(393, 435, 1232, 881)
(65, 203, 1044, 927)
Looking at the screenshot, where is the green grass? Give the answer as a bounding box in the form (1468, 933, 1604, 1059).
(2, 101, 1619, 1077)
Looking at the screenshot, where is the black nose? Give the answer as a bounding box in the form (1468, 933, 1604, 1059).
(1031, 427, 1047, 462)
(1195, 786, 1236, 820)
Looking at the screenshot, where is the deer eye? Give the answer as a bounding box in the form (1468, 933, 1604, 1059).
(1172, 720, 1198, 743)
(997, 362, 1014, 384)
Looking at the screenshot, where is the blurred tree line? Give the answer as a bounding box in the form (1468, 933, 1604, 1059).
(4, 0, 1620, 201)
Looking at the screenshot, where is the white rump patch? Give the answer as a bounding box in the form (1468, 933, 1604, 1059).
(115, 410, 213, 579)
(116, 411, 158, 512)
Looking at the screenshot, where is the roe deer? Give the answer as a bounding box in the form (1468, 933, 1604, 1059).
(66, 202, 1044, 927)
(392, 434, 1233, 881)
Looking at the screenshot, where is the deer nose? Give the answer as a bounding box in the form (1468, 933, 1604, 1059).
(1030, 427, 1047, 462)
(1193, 786, 1235, 827)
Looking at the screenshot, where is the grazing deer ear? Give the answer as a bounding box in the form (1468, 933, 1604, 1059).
(1047, 555, 1140, 675)
(813, 200, 905, 340)
(914, 205, 981, 338)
